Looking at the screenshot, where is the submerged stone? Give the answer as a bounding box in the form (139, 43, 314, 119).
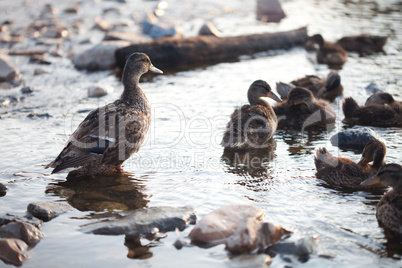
(0, 221, 44, 247)
(0, 213, 43, 229)
(27, 201, 72, 221)
(265, 235, 318, 263)
(0, 183, 6, 197)
(330, 128, 380, 152)
(82, 206, 196, 235)
(0, 238, 28, 267)
(0, 56, 18, 82)
(188, 204, 264, 245)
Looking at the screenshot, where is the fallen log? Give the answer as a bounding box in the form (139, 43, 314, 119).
(115, 27, 308, 73)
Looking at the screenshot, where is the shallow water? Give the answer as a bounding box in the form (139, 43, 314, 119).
(0, 0, 401, 267)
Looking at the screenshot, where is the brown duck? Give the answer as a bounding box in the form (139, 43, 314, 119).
(276, 70, 343, 102)
(46, 52, 163, 177)
(336, 34, 387, 56)
(273, 87, 336, 129)
(361, 163, 402, 238)
(314, 139, 386, 190)
(221, 80, 281, 150)
(343, 92, 402, 127)
(309, 34, 347, 68)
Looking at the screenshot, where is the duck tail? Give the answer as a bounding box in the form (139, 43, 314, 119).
(342, 97, 359, 118)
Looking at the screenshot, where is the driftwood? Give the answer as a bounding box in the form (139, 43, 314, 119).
(116, 27, 308, 72)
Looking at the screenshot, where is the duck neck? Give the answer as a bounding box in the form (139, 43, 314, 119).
(120, 77, 150, 114)
(372, 149, 385, 170)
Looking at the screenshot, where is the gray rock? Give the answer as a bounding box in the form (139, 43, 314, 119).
(257, 0, 286, 22)
(0, 183, 6, 197)
(0, 238, 28, 267)
(265, 235, 318, 263)
(0, 213, 42, 228)
(330, 128, 380, 152)
(21, 86, 34, 94)
(73, 41, 130, 71)
(365, 82, 382, 94)
(88, 85, 113, 98)
(82, 206, 196, 235)
(142, 12, 181, 39)
(0, 56, 18, 82)
(43, 28, 68, 38)
(230, 254, 272, 268)
(27, 201, 71, 221)
(198, 22, 221, 37)
(0, 221, 44, 247)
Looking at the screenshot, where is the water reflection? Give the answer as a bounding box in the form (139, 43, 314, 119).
(46, 172, 158, 260)
(278, 128, 330, 156)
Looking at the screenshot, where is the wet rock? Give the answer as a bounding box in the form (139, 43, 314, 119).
(142, 12, 181, 39)
(0, 238, 28, 267)
(265, 235, 318, 263)
(73, 40, 130, 71)
(27, 113, 52, 119)
(330, 127, 379, 152)
(1, 96, 20, 107)
(27, 201, 71, 221)
(257, 0, 286, 23)
(0, 56, 18, 82)
(188, 204, 264, 245)
(88, 85, 113, 98)
(82, 206, 195, 235)
(29, 55, 52, 65)
(0, 221, 44, 247)
(21, 86, 34, 94)
(198, 22, 221, 37)
(230, 254, 272, 267)
(365, 82, 383, 94)
(0, 213, 43, 229)
(94, 18, 111, 32)
(0, 183, 6, 197)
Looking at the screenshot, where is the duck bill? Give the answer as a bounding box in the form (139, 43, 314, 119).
(360, 175, 381, 187)
(149, 65, 163, 74)
(267, 91, 282, 102)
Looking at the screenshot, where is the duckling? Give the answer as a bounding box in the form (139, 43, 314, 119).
(314, 139, 386, 190)
(343, 92, 402, 127)
(336, 34, 387, 56)
(361, 163, 402, 238)
(273, 87, 336, 129)
(276, 70, 343, 102)
(221, 80, 281, 150)
(45, 52, 163, 177)
(309, 34, 347, 68)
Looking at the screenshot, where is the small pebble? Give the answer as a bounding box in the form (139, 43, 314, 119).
(88, 86, 113, 98)
(21, 86, 34, 94)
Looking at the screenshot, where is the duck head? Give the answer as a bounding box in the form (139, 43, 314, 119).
(361, 163, 402, 190)
(122, 52, 163, 87)
(365, 92, 395, 106)
(286, 87, 315, 111)
(247, 80, 282, 105)
(309, 34, 325, 47)
(357, 139, 386, 169)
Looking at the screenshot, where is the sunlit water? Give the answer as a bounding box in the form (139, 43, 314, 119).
(0, 0, 401, 267)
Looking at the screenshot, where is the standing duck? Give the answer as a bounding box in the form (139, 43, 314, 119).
(273, 87, 336, 129)
(314, 139, 386, 190)
(221, 80, 281, 150)
(361, 163, 402, 238)
(276, 70, 343, 102)
(46, 52, 163, 177)
(343, 92, 402, 127)
(336, 34, 387, 56)
(309, 34, 347, 68)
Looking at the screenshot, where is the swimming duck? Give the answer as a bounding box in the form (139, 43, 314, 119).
(361, 163, 402, 238)
(45, 52, 163, 177)
(336, 34, 387, 56)
(309, 34, 347, 68)
(221, 80, 281, 150)
(273, 87, 336, 129)
(343, 92, 402, 127)
(314, 139, 386, 190)
(276, 70, 343, 102)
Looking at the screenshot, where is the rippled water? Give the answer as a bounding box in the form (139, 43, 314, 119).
(1, 0, 401, 267)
